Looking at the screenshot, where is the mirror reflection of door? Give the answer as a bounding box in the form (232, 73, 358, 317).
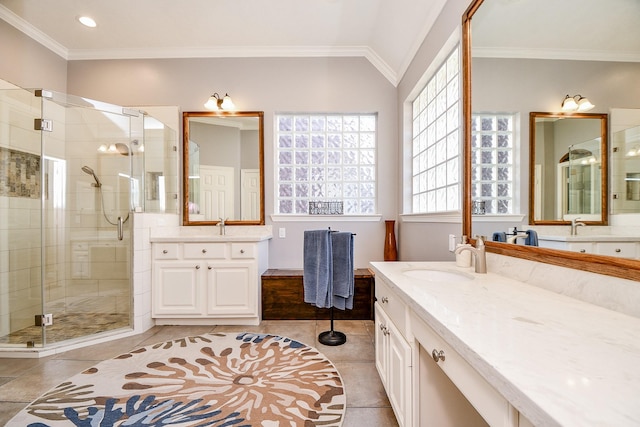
(241, 169, 260, 220)
(200, 165, 234, 220)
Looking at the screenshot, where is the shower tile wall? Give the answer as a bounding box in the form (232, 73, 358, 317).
(0, 88, 43, 337)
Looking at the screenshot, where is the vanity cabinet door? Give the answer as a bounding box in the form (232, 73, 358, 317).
(153, 261, 204, 315)
(375, 302, 412, 427)
(205, 261, 257, 317)
(387, 317, 412, 427)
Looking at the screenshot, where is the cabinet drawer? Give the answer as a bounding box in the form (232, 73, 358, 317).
(231, 243, 255, 259)
(184, 243, 226, 259)
(375, 278, 407, 337)
(411, 312, 516, 427)
(154, 243, 179, 260)
(596, 242, 637, 258)
(567, 242, 593, 254)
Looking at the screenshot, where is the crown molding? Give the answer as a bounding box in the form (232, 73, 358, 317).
(473, 46, 640, 63)
(0, 5, 68, 59)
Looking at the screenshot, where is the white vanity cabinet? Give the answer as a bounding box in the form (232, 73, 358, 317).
(374, 278, 412, 427)
(410, 311, 517, 427)
(152, 239, 268, 325)
(538, 237, 640, 259)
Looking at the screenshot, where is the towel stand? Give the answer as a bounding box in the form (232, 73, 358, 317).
(317, 227, 355, 346)
(319, 308, 347, 346)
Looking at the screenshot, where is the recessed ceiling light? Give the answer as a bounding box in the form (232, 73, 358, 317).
(77, 16, 97, 28)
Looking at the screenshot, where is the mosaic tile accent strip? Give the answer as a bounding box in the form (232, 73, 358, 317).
(0, 146, 41, 198)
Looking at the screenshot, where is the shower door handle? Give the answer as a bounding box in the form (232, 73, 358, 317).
(117, 216, 124, 241)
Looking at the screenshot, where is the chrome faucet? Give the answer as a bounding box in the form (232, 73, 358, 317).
(570, 218, 586, 236)
(454, 235, 487, 274)
(218, 217, 228, 235)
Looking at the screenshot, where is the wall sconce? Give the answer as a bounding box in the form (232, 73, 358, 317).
(204, 93, 235, 111)
(561, 94, 595, 112)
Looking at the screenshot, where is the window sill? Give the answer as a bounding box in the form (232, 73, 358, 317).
(270, 214, 382, 222)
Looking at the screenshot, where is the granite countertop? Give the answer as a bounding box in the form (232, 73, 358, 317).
(149, 225, 273, 242)
(369, 261, 640, 427)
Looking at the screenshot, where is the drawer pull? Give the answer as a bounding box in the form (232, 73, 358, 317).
(615, 248, 621, 253)
(432, 349, 446, 362)
(195, 265, 200, 269)
(381, 296, 389, 304)
(240, 249, 245, 254)
(162, 250, 168, 254)
(202, 249, 207, 253)
(580, 249, 586, 253)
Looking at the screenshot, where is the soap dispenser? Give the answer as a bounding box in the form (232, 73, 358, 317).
(455, 235, 472, 267)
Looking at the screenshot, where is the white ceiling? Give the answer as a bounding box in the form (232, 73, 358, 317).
(0, 0, 449, 86)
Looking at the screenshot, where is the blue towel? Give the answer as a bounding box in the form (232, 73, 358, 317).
(492, 232, 507, 242)
(525, 230, 538, 246)
(303, 230, 333, 308)
(331, 232, 354, 310)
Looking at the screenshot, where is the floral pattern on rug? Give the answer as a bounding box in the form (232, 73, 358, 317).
(9, 333, 346, 426)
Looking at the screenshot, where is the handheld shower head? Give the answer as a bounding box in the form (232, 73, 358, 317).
(81, 166, 102, 187)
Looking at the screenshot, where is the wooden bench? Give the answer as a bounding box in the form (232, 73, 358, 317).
(261, 268, 375, 320)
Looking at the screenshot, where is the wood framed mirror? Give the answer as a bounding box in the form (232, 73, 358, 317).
(462, 0, 640, 281)
(529, 112, 608, 225)
(183, 111, 265, 226)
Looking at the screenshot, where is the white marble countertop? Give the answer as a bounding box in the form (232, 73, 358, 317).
(149, 225, 272, 242)
(538, 234, 640, 242)
(369, 261, 640, 427)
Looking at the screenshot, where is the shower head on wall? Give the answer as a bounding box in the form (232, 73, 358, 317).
(81, 165, 102, 187)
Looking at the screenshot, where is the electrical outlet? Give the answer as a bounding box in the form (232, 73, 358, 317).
(448, 234, 456, 252)
(279, 227, 286, 238)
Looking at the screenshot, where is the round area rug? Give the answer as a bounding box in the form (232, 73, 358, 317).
(9, 332, 346, 426)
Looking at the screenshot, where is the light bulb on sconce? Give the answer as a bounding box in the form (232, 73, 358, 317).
(204, 93, 235, 111)
(561, 94, 595, 112)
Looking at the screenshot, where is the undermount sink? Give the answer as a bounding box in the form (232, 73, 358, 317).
(403, 269, 474, 283)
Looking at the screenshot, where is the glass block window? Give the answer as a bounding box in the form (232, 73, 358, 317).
(275, 113, 377, 215)
(470, 114, 516, 214)
(411, 46, 460, 213)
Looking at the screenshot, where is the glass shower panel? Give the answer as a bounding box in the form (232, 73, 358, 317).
(39, 91, 136, 344)
(0, 81, 44, 347)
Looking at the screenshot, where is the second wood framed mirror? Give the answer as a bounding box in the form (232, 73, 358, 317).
(183, 111, 265, 226)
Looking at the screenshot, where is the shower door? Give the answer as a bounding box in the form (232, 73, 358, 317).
(38, 91, 140, 345)
(0, 81, 45, 347)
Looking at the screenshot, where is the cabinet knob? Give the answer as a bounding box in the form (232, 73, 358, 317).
(580, 249, 586, 253)
(208, 266, 212, 270)
(162, 250, 168, 254)
(202, 249, 207, 253)
(240, 249, 245, 254)
(432, 349, 445, 362)
(195, 265, 200, 269)
(381, 296, 389, 304)
(615, 248, 622, 253)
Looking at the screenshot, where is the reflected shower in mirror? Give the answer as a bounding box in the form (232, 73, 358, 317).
(529, 112, 608, 225)
(183, 111, 264, 226)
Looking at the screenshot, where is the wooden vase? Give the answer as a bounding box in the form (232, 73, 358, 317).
(384, 220, 398, 261)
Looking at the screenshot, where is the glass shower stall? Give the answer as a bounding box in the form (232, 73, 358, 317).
(0, 79, 172, 349)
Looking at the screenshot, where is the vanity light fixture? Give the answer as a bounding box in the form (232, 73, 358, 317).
(561, 94, 595, 112)
(204, 93, 235, 111)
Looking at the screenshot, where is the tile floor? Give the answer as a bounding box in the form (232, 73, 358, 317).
(0, 320, 399, 426)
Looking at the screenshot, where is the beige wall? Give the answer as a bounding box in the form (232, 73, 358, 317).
(66, 56, 399, 268)
(396, 0, 471, 261)
(0, 20, 67, 91)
